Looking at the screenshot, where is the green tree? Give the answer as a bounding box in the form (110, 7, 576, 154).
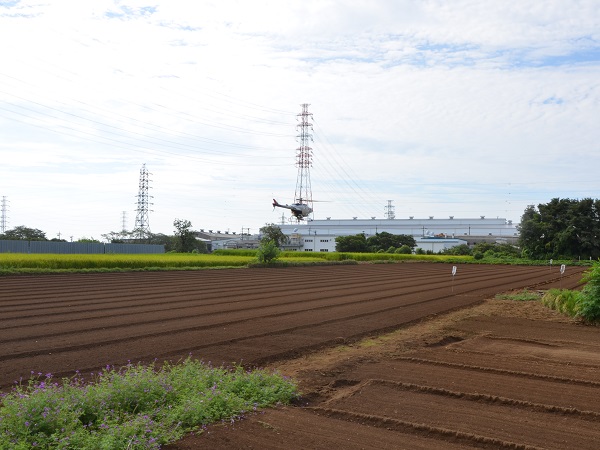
(518, 204, 547, 259)
(0, 226, 47, 241)
(101, 230, 134, 243)
(147, 233, 178, 252)
(173, 219, 197, 253)
(366, 232, 416, 252)
(256, 239, 281, 264)
(335, 233, 368, 252)
(441, 244, 472, 256)
(77, 237, 100, 243)
(259, 224, 289, 247)
(518, 198, 600, 260)
(471, 242, 520, 258)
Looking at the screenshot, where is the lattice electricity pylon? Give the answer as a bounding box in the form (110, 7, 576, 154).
(0, 196, 8, 233)
(294, 103, 314, 212)
(133, 164, 153, 240)
(385, 200, 395, 220)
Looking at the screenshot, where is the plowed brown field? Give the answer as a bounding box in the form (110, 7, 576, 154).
(2, 263, 598, 449)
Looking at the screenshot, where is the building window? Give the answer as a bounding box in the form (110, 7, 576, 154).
(304, 248, 313, 252)
(319, 248, 329, 252)
(305, 239, 313, 243)
(320, 239, 328, 242)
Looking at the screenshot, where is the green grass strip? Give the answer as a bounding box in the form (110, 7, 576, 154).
(0, 253, 253, 270)
(0, 358, 298, 449)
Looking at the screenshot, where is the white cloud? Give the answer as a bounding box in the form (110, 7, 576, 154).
(0, 0, 599, 239)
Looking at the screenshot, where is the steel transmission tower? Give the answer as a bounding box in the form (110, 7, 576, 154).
(385, 200, 395, 220)
(294, 103, 314, 209)
(134, 164, 153, 240)
(0, 196, 8, 233)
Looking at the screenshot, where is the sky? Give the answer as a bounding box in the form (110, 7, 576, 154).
(1, 0, 599, 241)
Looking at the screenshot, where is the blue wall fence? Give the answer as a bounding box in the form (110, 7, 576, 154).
(0, 240, 164, 254)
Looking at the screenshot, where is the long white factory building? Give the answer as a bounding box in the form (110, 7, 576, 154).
(273, 216, 518, 253)
(208, 215, 519, 253)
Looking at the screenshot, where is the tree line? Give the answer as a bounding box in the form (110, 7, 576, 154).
(334, 231, 416, 253)
(518, 198, 600, 260)
(0, 219, 208, 253)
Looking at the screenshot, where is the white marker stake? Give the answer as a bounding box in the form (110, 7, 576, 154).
(560, 264, 566, 289)
(451, 266, 457, 292)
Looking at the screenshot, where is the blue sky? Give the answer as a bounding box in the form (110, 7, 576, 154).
(1, 0, 599, 240)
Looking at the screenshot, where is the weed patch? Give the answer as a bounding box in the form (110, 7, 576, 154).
(0, 358, 297, 449)
(495, 289, 543, 302)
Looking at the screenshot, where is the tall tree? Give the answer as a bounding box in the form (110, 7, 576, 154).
(518, 198, 600, 260)
(147, 233, 178, 252)
(259, 224, 289, 247)
(0, 226, 47, 241)
(335, 233, 368, 252)
(101, 230, 134, 243)
(173, 219, 196, 253)
(366, 232, 416, 252)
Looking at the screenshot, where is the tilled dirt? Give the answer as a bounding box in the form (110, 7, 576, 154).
(1, 263, 597, 449)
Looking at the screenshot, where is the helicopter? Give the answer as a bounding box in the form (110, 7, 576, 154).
(272, 198, 313, 220)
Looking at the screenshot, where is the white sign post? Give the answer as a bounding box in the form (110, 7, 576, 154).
(451, 266, 457, 292)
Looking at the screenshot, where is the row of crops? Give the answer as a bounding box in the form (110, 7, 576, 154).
(0, 253, 255, 271)
(1, 249, 589, 273)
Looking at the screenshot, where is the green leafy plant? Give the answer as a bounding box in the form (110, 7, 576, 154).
(0, 358, 297, 449)
(541, 288, 583, 315)
(577, 263, 600, 322)
(256, 239, 281, 264)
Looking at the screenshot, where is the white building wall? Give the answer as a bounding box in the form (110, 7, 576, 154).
(281, 217, 516, 238)
(278, 217, 517, 252)
(210, 217, 517, 253)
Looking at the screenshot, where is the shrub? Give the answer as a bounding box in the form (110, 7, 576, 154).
(395, 245, 412, 254)
(256, 240, 281, 264)
(558, 290, 583, 315)
(441, 244, 471, 256)
(577, 263, 600, 323)
(542, 289, 582, 315)
(0, 358, 297, 449)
